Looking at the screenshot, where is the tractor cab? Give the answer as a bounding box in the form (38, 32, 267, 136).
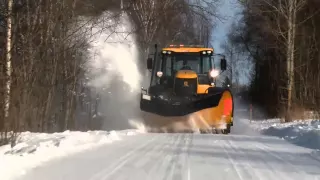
(143, 44, 227, 98)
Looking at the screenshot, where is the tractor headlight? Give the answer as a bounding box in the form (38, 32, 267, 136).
(162, 50, 172, 54)
(210, 69, 219, 78)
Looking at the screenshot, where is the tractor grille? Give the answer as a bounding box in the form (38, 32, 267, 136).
(174, 78, 197, 96)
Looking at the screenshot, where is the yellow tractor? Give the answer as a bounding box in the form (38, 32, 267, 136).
(140, 44, 233, 134)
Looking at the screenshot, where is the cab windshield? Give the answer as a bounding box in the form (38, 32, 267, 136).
(149, 52, 214, 87)
(161, 53, 213, 77)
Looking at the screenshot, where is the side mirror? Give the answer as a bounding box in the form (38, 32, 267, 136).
(147, 57, 153, 70)
(220, 58, 227, 71)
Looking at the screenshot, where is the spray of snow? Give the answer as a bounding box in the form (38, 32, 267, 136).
(128, 119, 148, 133)
(83, 12, 145, 130)
(86, 12, 141, 91)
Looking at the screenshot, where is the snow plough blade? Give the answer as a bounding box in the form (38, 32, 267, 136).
(140, 88, 233, 134)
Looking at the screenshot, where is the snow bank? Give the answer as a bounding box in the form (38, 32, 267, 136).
(311, 149, 320, 161)
(0, 129, 142, 180)
(249, 119, 320, 150)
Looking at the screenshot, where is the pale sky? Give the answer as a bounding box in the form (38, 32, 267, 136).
(212, 0, 242, 53)
(211, 0, 250, 85)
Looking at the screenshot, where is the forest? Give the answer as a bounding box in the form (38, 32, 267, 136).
(0, 0, 220, 144)
(224, 0, 320, 121)
(1, 0, 320, 145)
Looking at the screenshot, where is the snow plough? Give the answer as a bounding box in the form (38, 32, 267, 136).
(140, 44, 233, 134)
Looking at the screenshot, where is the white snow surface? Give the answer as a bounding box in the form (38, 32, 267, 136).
(2, 118, 320, 180)
(13, 132, 320, 180)
(249, 118, 320, 150)
(0, 130, 143, 180)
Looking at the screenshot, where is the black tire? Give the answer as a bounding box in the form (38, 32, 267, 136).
(200, 129, 213, 134)
(223, 124, 231, 134)
(200, 129, 207, 134)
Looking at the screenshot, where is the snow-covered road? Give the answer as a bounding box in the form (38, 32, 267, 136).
(16, 130, 320, 180)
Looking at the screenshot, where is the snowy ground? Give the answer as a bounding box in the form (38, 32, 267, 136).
(1, 118, 320, 180)
(249, 118, 320, 149)
(248, 118, 320, 163)
(0, 130, 143, 180)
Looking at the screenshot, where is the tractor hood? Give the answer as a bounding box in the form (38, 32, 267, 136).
(175, 70, 198, 79)
(174, 70, 198, 97)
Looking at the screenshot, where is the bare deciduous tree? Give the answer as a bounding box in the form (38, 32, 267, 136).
(0, 0, 221, 145)
(231, 0, 320, 120)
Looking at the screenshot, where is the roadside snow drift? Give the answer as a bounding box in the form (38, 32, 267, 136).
(249, 119, 320, 150)
(0, 130, 141, 180)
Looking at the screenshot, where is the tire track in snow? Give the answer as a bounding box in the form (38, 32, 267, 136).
(225, 136, 291, 180)
(88, 135, 158, 180)
(185, 133, 193, 180)
(261, 141, 320, 169)
(165, 133, 185, 180)
(156, 133, 184, 180)
(133, 134, 172, 169)
(221, 136, 245, 180)
(255, 142, 308, 179)
(15, 133, 148, 180)
(154, 134, 181, 180)
(227, 136, 266, 180)
(246, 139, 291, 180)
(100, 136, 159, 180)
(170, 133, 192, 180)
(110, 134, 174, 180)
(169, 133, 193, 180)
(143, 134, 176, 179)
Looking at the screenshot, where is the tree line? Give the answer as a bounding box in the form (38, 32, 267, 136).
(0, 0, 220, 144)
(224, 0, 320, 121)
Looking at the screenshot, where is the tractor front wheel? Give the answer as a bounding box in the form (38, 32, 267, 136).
(222, 124, 231, 134)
